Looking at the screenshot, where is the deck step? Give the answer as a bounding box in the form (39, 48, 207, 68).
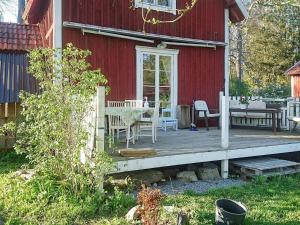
(231, 157, 300, 178)
(118, 148, 157, 157)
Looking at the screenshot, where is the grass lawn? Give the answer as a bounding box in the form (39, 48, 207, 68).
(0, 151, 300, 225)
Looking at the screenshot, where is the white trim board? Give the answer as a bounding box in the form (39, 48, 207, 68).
(113, 143, 300, 173)
(235, 0, 249, 19)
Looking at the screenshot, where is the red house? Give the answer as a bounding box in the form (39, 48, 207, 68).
(23, 0, 247, 119)
(286, 61, 300, 97)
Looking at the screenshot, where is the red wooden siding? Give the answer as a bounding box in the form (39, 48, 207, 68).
(63, 0, 225, 42)
(292, 76, 300, 97)
(63, 28, 224, 109)
(38, 0, 53, 48)
(62, 0, 226, 109)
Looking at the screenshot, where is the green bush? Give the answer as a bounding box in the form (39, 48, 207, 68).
(14, 44, 113, 197)
(251, 83, 291, 98)
(230, 77, 250, 97)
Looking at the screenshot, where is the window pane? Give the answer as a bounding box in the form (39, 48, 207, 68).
(143, 53, 156, 107)
(159, 56, 171, 72)
(141, 0, 155, 4)
(143, 53, 155, 70)
(158, 0, 169, 6)
(159, 55, 171, 108)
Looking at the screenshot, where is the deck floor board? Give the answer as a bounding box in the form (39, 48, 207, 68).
(112, 129, 300, 161)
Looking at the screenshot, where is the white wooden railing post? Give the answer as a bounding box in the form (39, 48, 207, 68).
(219, 91, 224, 128)
(96, 86, 105, 153)
(96, 86, 105, 191)
(221, 95, 229, 149)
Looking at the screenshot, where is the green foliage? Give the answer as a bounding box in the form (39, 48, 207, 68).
(229, 76, 250, 96)
(251, 83, 291, 98)
(163, 174, 300, 225)
(0, 152, 134, 225)
(14, 44, 113, 197)
(1, 156, 300, 224)
(244, 0, 300, 92)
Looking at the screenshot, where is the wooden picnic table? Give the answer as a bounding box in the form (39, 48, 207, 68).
(229, 108, 281, 134)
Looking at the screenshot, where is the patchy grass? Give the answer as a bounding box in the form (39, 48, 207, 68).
(0, 151, 300, 225)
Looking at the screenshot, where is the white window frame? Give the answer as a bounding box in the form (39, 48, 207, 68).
(136, 46, 179, 118)
(135, 0, 177, 15)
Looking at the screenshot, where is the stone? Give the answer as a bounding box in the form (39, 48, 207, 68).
(197, 163, 220, 180)
(176, 171, 198, 182)
(0, 217, 4, 225)
(126, 205, 140, 221)
(164, 206, 175, 213)
(177, 212, 189, 225)
(162, 168, 180, 179)
(186, 164, 198, 172)
(112, 170, 164, 187)
(15, 170, 35, 181)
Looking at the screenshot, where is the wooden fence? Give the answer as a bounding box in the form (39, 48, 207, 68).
(0, 103, 20, 151)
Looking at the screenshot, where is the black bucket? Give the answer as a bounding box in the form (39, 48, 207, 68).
(215, 199, 247, 225)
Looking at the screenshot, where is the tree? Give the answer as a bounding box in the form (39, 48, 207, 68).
(230, 0, 300, 97)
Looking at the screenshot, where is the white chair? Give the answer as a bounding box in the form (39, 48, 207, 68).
(161, 108, 178, 131)
(107, 101, 127, 107)
(136, 101, 160, 143)
(107, 101, 135, 148)
(194, 100, 220, 130)
(125, 100, 143, 108)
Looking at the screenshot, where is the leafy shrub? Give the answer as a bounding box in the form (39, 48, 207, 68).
(250, 83, 290, 98)
(230, 77, 250, 97)
(14, 44, 113, 197)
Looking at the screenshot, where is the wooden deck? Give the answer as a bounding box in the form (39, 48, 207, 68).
(112, 129, 300, 173)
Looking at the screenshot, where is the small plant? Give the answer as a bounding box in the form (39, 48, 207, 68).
(239, 96, 249, 105)
(137, 185, 164, 225)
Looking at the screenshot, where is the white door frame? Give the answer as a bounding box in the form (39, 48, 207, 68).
(136, 46, 179, 117)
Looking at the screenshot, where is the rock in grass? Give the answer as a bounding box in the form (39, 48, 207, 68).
(125, 205, 140, 221)
(15, 169, 35, 181)
(197, 163, 220, 180)
(111, 170, 164, 187)
(177, 212, 189, 225)
(176, 171, 198, 182)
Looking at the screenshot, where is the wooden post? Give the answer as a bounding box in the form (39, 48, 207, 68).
(96, 86, 105, 191)
(221, 159, 229, 179)
(96, 86, 105, 153)
(221, 96, 229, 148)
(221, 9, 230, 149)
(219, 91, 223, 128)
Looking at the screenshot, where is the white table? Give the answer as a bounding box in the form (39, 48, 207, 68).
(105, 107, 155, 127)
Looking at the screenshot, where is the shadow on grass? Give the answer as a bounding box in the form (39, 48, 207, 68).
(0, 151, 28, 174)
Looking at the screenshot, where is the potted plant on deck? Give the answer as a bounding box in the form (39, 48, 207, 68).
(239, 97, 249, 109)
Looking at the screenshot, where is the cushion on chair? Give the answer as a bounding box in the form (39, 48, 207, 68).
(246, 101, 266, 118)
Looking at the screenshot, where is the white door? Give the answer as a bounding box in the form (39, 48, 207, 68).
(136, 46, 179, 118)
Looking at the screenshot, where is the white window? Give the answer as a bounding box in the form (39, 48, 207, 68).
(135, 0, 176, 14)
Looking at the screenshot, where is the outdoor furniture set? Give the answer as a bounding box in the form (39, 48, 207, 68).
(229, 100, 282, 133)
(106, 100, 178, 148)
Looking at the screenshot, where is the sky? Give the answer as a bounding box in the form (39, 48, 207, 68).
(3, 0, 18, 22)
